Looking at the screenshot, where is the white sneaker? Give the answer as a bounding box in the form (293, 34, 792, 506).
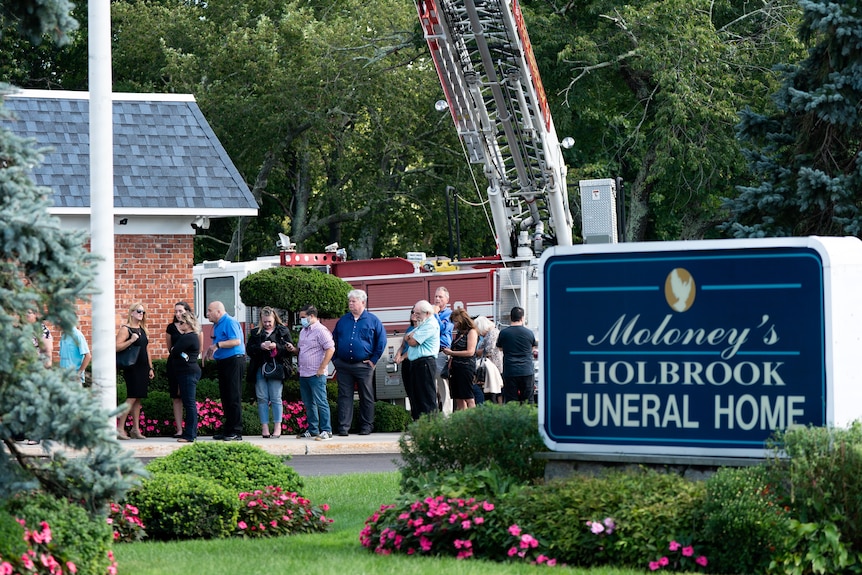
(315, 431, 332, 441)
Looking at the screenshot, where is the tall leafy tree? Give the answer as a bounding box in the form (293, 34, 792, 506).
(111, 0, 492, 261)
(723, 0, 862, 238)
(1, 3, 141, 511)
(528, 0, 803, 241)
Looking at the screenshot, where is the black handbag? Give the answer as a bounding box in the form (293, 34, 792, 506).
(440, 359, 451, 380)
(262, 355, 285, 380)
(116, 327, 140, 368)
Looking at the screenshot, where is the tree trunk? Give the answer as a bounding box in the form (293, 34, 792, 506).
(625, 144, 657, 243)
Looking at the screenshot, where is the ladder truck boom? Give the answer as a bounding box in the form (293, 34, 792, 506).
(416, 0, 573, 261)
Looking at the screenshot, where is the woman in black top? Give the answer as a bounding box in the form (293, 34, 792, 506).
(117, 302, 153, 440)
(442, 308, 479, 411)
(246, 307, 294, 438)
(169, 311, 202, 442)
(165, 301, 195, 438)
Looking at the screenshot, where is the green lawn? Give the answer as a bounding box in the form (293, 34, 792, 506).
(112, 471, 643, 575)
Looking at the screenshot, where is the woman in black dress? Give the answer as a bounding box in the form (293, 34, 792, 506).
(442, 308, 479, 411)
(166, 301, 195, 437)
(116, 302, 153, 440)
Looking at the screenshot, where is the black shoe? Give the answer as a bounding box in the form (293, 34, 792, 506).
(337, 431, 349, 437)
(223, 434, 242, 441)
(358, 429, 372, 436)
(212, 434, 226, 440)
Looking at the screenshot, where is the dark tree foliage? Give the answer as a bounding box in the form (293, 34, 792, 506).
(723, 0, 862, 238)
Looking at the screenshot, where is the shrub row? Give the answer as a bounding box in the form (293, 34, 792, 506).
(126, 442, 331, 541)
(384, 407, 862, 573)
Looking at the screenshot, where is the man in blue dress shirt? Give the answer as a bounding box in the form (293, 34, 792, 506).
(205, 301, 246, 440)
(332, 289, 387, 436)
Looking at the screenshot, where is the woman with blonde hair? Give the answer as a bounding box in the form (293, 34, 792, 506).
(246, 307, 294, 438)
(169, 311, 202, 442)
(474, 315, 504, 404)
(116, 302, 154, 439)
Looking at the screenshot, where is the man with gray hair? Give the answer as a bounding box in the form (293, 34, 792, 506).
(332, 289, 387, 435)
(404, 299, 440, 419)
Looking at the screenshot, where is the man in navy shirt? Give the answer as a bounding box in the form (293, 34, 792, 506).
(332, 289, 387, 435)
(434, 286, 453, 414)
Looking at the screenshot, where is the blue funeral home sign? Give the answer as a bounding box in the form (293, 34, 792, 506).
(539, 237, 862, 457)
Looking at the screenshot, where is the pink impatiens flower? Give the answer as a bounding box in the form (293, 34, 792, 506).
(696, 555, 709, 566)
(508, 524, 522, 537)
(682, 545, 694, 557)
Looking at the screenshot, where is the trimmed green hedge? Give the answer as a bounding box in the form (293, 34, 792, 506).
(126, 473, 238, 540)
(145, 442, 303, 494)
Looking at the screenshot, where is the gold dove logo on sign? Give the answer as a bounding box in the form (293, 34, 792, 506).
(664, 268, 695, 312)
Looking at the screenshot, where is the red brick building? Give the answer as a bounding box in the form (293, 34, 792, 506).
(3, 90, 258, 358)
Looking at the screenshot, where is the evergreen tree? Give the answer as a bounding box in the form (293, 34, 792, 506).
(1, 1, 141, 513)
(723, 0, 862, 238)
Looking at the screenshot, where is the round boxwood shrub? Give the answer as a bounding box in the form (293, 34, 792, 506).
(126, 473, 238, 540)
(398, 402, 545, 488)
(239, 266, 350, 319)
(145, 441, 303, 494)
(3, 491, 113, 575)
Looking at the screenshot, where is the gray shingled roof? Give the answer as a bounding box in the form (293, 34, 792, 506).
(1, 90, 258, 214)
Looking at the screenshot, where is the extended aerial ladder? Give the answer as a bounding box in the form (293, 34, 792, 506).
(415, 0, 574, 262)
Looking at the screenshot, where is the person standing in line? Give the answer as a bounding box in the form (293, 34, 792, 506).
(246, 307, 293, 438)
(19, 308, 53, 443)
(169, 311, 202, 443)
(165, 301, 198, 438)
(205, 301, 246, 441)
(433, 287, 454, 415)
(59, 315, 91, 385)
(332, 289, 386, 436)
(404, 300, 440, 419)
(116, 303, 154, 440)
(295, 304, 335, 440)
(496, 306, 538, 404)
(442, 308, 478, 411)
(394, 312, 417, 419)
(474, 315, 504, 404)
(26, 308, 53, 368)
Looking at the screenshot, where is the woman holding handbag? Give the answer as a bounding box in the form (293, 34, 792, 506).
(442, 308, 479, 411)
(246, 307, 294, 438)
(116, 302, 153, 440)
